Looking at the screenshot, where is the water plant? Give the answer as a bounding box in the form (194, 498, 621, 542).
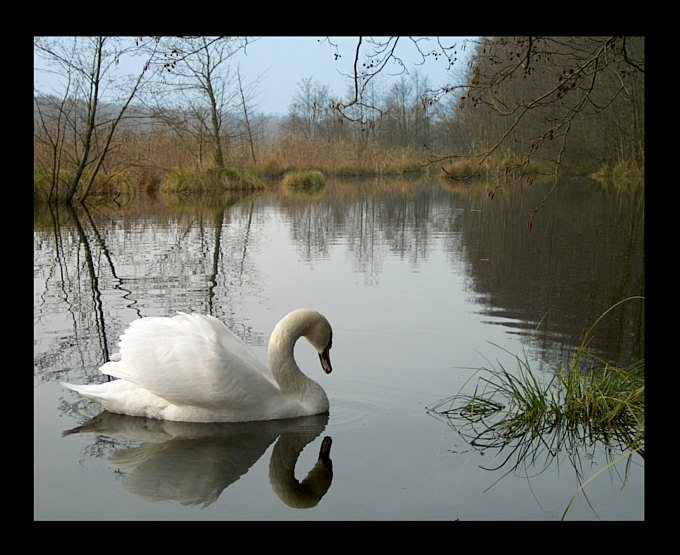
(428, 296, 644, 519)
(430, 345, 644, 457)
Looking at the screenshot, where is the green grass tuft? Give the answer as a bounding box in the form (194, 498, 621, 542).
(427, 297, 644, 519)
(280, 169, 326, 191)
(160, 166, 264, 195)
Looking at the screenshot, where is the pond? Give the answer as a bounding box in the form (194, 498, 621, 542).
(34, 175, 644, 520)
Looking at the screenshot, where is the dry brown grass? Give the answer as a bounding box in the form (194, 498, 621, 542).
(34, 129, 433, 201)
(240, 136, 426, 177)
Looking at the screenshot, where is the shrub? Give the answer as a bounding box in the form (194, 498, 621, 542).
(281, 170, 326, 192)
(160, 167, 264, 194)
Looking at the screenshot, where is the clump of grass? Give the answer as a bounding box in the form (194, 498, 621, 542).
(432, 347, 644, 456)
(160, 167, 194, 194)
(591, 159, 644, 180)
(160, 166, 264, 194)
(281, 170, 326, 192)
(440, 158, 483, 179)
(428, 297, 644, 519)
(33, 167, 136, 203)
(440, 156, 550, 181)
(430, 297, 644, 455)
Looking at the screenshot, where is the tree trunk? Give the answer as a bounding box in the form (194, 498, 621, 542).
(205, 77, 225, 169)
(80, 54, 152, 202)
(65, 38, 103, 203)
(237, 68, 257, 164)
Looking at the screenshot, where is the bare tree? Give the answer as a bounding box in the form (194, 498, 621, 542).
(143, 93, 214, 168)
(443, 36, 644, 229)
(329, 36, 643, 229)
(326, 36, 462, 124)
(236, 65, 260, 164)
(341, 75, 384, 152)
(285, 77, 334, 139)
(34, 39, 77, 203)
(34, 36, 158, 203)
(151, 37, 251, 169)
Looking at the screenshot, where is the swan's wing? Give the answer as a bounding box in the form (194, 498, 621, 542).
(109, 435, 272, 507)
(101, 313, 278, 409)
(200, 314, 273, 380)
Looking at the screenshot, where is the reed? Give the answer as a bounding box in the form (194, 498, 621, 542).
(431, 300, 644, 453)
(435, 347, 645, 453)
(34, 128, 435, 204)
(428, 297, 644, 518)
(159, 166, 265, 194)
(440, 156, 551, 181)
(235, 136, 426, 177)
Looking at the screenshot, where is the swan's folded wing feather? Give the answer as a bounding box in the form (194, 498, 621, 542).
(201, 313, 273, 380)
(101, 313, 279, 409)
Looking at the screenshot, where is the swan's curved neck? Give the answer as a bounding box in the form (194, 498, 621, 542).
(269, 433, 333, 508)
(267, 311, 328, 411)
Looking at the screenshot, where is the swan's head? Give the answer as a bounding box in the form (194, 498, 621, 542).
(318, 332, 333, 374)
(299, 310, 333, 374)
(271, 309, 334, 375)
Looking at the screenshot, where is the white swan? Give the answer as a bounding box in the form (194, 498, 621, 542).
(62, 309, 333, 423)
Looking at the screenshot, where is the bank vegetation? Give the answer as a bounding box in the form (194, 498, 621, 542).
(34, 36, 644, 205)
(428, 296, 645, 520)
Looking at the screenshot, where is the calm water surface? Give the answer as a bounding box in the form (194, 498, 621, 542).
(34, 176, 644, 520)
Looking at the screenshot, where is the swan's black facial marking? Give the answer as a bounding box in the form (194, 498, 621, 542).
(319, 333, 332, 374)
(318, 436, 332, 469)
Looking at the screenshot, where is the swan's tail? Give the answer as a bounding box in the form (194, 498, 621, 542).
(61, 381, 108, 403)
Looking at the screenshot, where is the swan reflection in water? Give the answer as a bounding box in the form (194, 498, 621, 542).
(63, 411, 333, 509)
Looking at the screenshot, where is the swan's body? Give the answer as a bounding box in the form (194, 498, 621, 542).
(63, 309, 333, 423)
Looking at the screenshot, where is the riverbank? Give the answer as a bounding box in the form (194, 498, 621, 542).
(34, 135, 643, 204)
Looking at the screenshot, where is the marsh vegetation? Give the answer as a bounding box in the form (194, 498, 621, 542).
(428, 298, 644, 519)
(34, 36, 644, 519)
(35, 37, 643, 212)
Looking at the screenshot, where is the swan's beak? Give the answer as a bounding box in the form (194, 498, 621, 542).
(319, 343, 332, 374)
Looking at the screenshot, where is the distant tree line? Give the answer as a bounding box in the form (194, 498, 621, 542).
(34, 36, 644, 204)
(286, 36, 644, 173)
(438, 36, 644, 172)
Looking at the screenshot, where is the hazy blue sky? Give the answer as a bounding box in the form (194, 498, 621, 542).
(238, 36, 475, 114)
(34, 36, 476, 116)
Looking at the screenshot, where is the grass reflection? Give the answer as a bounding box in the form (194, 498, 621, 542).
(428, 297, 644, 519)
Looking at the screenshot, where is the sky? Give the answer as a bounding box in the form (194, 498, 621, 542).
(34, 36, 477, 116)
(237, 36, 476, 115)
